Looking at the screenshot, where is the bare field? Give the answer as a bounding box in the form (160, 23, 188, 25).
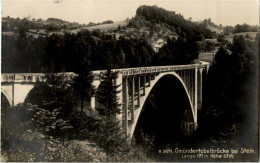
(70, 20, 130, 33)
(225, 32, 259, 43)
(225, 32, 259, 39)
(207, 26, 223, 35)
(198, 52, 215, 63)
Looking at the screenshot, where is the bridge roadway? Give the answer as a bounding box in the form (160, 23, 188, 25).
(1, 61, 209, 138)
(2, 62, 208, 82)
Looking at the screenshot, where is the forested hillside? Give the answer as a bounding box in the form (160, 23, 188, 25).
(129, 5, 213, 40)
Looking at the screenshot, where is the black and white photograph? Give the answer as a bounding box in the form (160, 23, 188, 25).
(1, 0, 259, 162)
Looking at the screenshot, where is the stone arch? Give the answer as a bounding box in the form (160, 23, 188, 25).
(24, 83, 55, 105)
(13, 84, 36, 106)
(1, 88, 12, 108)
(129, 72, 195, 138)
(24, 86, 38, 104)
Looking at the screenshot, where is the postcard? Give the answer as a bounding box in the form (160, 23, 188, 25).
(1, 0, 259, 162)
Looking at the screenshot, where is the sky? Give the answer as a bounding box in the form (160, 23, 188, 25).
(2, 0, 259, 26)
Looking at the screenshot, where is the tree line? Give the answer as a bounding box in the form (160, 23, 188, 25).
(201, 34, 258, 139)
(130, 5, 214, 40)
(2, 27, 201, 73)
(223, 23, 259, 35)
(2, 16, 115, 32)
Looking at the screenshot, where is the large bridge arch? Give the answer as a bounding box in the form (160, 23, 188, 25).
(129, 71, 195, 139)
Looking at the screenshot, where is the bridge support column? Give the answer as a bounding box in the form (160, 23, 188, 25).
(192, 70, 195, 107)
(198, 69, 203, 110)
(190, 69, 194, 108)
(91, 79, 102, 110)
(116, 73, 123, 123)
(123, 77, 129, 136)
(187, 70, 190, 95)
(143, 75, 146, 95)
(194, 66, 198, 126)
(178, 70, 181, 80)
(183, 70, 186, 86)
(148, 74, 151, 87)
(12, 83, 14, 107)
(137, 76, 140, 107)
(130, 76, 135, 121)
(186, 70, 188, 87)
(151, 73, 155, 80)
(91, 97, 95, 109)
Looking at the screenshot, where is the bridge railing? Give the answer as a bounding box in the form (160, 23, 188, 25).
(1, 73, 75, 83)
(2, 62, 209, 82)
(1, 73, 45, 83)
(92, 62, 209, 77)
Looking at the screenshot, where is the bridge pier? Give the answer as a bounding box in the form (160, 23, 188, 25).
(123, 77, 129, 135)
(194, 66, 198, 124)
(183, 70, 186, 85)
(190, 69, 194, 109)
(91, 79, 101, 109)
(148, 74, 151, 86)
(130, 76, 135, 121)
(197, 68, 203, 110)
(143, 75, 146, 95)
(181, 70, 184, 81)
(116, 73, 123, 124)
(187, 70, 190, 95)
(137, 76, 140, 107)
(151, 73, 155, 80)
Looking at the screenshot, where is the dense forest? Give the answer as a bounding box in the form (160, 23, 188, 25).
(129, 5, 213, 40)
(202, 34, 258, 135)
(2, 29, 200, 73)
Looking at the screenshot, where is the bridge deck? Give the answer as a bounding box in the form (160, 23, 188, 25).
(1, 62, 209, 83)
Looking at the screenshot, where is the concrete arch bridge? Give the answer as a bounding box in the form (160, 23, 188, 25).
(1, 61, 209, 138)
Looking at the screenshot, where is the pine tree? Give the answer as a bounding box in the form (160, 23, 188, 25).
(96, 68, 128, 161)
(72, 53, 95, 113)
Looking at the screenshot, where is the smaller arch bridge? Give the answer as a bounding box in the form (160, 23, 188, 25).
(1, 73, 46, 107)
